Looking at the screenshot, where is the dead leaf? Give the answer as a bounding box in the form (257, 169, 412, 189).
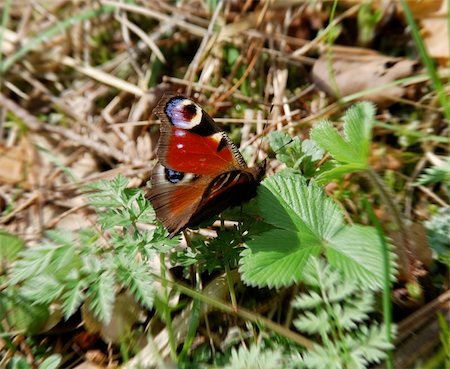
(312, 49, 417, 107)
(402, 0, 444, 18)
(0, 140, 28, 185)
(421, 1, 448, 62)
(390, 222, 432, 282)
(82, 293, 144, 344)
(73, 362, 106, 369)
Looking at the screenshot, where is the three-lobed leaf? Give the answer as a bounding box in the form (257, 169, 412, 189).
(310, 102, 375, 183)
(240, 170, 390, 290)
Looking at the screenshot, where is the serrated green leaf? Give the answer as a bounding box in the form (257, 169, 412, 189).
(325, 225, 386, 290)
(315, 163, 363, 185)
(240, 229, 321, 288)
(311, 120, 357, 164)
(259, 171, 345, 239)
(311, 102, 374, 168)
(343, 102, 374, 161)
(241, 171, 346, 288)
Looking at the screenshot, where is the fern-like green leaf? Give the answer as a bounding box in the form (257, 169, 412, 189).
(293, 291, 322, 309)
(20, 274, 64, 304)
(86, 270, 116, 323)
(223, 344, 283, 369)
(116, 256, 154, 309)
(301, 342, 342, 369)
(61, 279, 85, 319)
(347, 324, 393, 367)
(294, 309, 330, 335)
(9, 245, 56, 284)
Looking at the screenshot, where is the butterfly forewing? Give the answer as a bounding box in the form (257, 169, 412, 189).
(154, 94, 247, 175)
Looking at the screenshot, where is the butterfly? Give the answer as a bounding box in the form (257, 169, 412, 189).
(147, 93, 266, 237)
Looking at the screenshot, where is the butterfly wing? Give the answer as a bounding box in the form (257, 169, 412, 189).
(148, 93, 265, 236)
(147, 163, 209, 237)
(153, 93, 248, 175)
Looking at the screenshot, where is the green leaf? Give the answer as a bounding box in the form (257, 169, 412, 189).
(4, 293, 50, 334)
(38, 354, 61, 369)
(116, 256, 154, 309)
(268, 132, 323, 176)
(240, 171, 343, 288)
(294, 309, 330, 335)
(325, 225, 387, 290)
(9, 245, 56, 284)
(311, 102, 375, 168)
(61, 279, 85, 319)
(347, 324, 393, 366)
(240, 229, 321, 288)
(20, 274, 64, 304)
(315, 163, 363, 185)
(258, 171, 345, 239)
(0, 230, 25, 268)
(223, 344, 284, 369)
(86, 271, 116, 323)
(241, 170, 389, 290)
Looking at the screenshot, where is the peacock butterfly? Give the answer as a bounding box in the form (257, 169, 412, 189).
(147, 93, 265, 237)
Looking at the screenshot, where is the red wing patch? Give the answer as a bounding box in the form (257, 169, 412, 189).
(163, 127, 235, 175)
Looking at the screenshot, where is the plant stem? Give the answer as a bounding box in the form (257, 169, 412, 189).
(365, 167, 414, 283)
(224, 262, 238, 311)
(159, 253, 178, 362)
(152, 274, 315, 350)
(220, 216, 238, 310)
(364, 198, 394, 369)
(178, 269, 202, 361)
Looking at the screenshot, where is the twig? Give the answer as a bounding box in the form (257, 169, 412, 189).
(61, 56, 145, 97)
(0, 92, 138, 164)
(100, 0, 207, 37)
(365, 168, 414, 283)
(185, 0, 224, 96)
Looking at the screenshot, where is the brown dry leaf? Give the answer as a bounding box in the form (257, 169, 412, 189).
(390, 222, 432, 282)
(421, 1, 449, 62)
(402, 0, 444, 18)
(369, 143, 403, 171)
(0, 139, 32, 185)
(82, 293, 144, 344)
(312, 49, 417, 107)
(73, 362, 106, 369)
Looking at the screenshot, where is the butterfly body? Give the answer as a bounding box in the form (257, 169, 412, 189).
(147, 93, 265, 237)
